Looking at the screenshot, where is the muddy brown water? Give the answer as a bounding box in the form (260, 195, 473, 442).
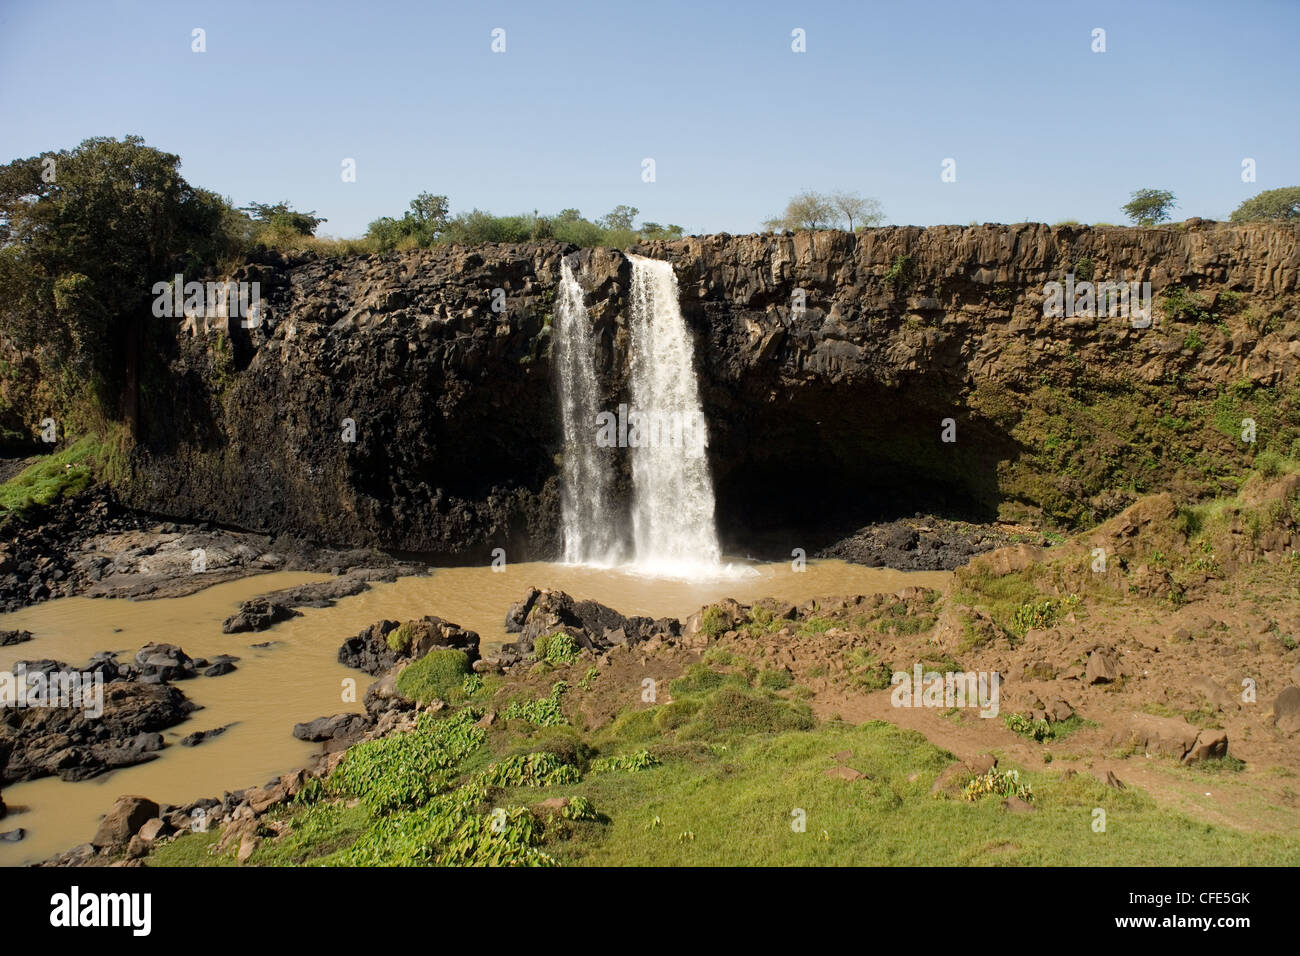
(0, 559, 949, 864)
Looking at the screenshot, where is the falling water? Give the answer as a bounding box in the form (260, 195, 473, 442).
(554, 260, 624, 564)
(625, 254, 722, 572)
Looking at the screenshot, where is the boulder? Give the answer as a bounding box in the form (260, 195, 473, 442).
(508, 589, 674, 657)
(1182, 728, 1229, 764)
(292, 713, 372, 744)
(1272, 686, 1300, 735)
(1115, 713, 1224, 762)
(92, 795, 159, 848)
(505, 587, 540, 633)
(133, 643, 196, 682)
(1085, 648, 1120, 684)
(222, 598, 301, 634)
(137, 818, 173, 844)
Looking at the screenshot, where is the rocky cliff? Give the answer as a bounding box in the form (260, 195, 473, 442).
(118, 222, 1300, 558)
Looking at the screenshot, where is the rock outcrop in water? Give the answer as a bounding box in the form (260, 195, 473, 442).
(501, 587, 680, 662)
(104, 223, 1298, 555)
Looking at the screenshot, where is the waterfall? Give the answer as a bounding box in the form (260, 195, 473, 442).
(554, 260, 623, 564)
(625, 254, 722, 572)
(554, 254, 724, 576)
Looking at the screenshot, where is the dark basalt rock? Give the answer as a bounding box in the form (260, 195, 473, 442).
(100, 227, 1299, 561)
(180, 724, 234, 747)
(504, 588, 679, 658)
(292, 713, 372, 744)
(0, 630, 32, 647)
(0, 665, 197, 784)
(338, 616, 480, 676)
(222, 598, 301, 634)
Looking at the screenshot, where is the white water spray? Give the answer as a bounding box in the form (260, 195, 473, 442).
(554, 260, 624, 564)
(625, 255, 722, 573)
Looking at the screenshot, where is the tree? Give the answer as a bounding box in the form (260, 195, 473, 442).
(0, 136, 234, 431)
(829, 191, 885, 231)
(1122, 188, 1178, 226)
(1230, 186, 1300, 222)
(238, 201, 325, 236)
(365, 193, 451, 250)
(763, 190, 844, 231)
(598, 205, 639, 231)
(408, 192, 449, 230)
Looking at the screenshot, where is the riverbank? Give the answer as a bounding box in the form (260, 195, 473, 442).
(25, 468, 1300, 867)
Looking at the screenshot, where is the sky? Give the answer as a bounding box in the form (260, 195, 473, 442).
(1, 0, 1297, 237)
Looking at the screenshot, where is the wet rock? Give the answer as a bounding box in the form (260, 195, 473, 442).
(1, 666, 196, 785)
(0, 828, 25, 842)
(505, 587, 540, 633)
(817, 516, 1010, 571)
(134, 643, 197, 682)
(0, 629, 33, 646)
(203, 661, 237, 677)
(222, 598, 301, 634)
(180, 724, 233, 747)
(292, 713, 372, 744)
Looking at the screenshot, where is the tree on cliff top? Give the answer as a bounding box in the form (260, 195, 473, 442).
(0, 136, 234, 432)
(1230, 186, 1300, 222)
(764, 189, 884, 232)
(238, 201, 326, 236)
(1122, 188, 1178, 226)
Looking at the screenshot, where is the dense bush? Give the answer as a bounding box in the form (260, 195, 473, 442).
(395, 649, 472, 704)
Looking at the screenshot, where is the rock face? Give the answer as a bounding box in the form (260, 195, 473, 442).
(108, 225, 1299, 555)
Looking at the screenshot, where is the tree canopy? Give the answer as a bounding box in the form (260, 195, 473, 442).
(1230, 186, 1300, 222)
(1122, 188, 1178, 226)
(764, 190, 885, 232)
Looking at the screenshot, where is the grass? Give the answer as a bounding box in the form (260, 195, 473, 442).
(151, 718, 1300, 868)
(145, 650, 1300, 869)
(0, 436, 99, 516)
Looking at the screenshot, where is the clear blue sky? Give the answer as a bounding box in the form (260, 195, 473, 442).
(2, 0, 1296, 236)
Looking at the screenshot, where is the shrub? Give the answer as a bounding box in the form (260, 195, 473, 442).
(395, 649, 471, 704)
(386, 622, 416, 654)
(962, 767, 1033, 802)
(589, 750, 659, 774)
(503, 681, 570, 727)
(329, 709, 485, 812)
(757, 669, 794, 691)
(679, 686, 816, 739)
(473, 751, 581, 789)
(534, 631, 580, 666)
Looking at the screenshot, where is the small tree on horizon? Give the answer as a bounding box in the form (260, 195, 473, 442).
(1122, 188, 1178, 227)
(829, 191, 885, 231)
(763, 190, 838, 231)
